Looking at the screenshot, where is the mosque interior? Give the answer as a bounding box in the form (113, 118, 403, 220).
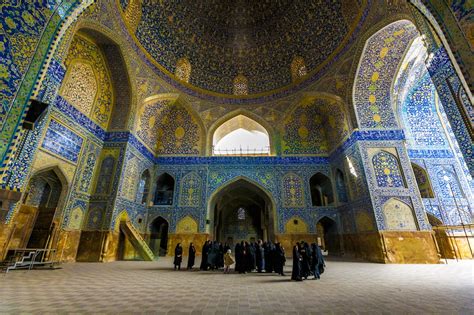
(0, 0, 473, 266)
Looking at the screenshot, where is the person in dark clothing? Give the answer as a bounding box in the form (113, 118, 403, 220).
(240, 241, 248, 273)
(174, 243, 183, 270)
(255, 240, 265, 273)
(187, 242, 196, 270)
(300, 242, 311, 279)
(217, 243, 224, 269)
(311, 243, 325, 280)
(274, 242, 286, 276)
(291, 242, 303, 281)
(249, 242, 257, 272)
(200, 240, 210, 270)
(235, 242, 243, 273)
(264, 241, 274, 273)
(207, 241, 219, 270)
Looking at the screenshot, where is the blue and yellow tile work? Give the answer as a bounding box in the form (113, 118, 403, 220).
(0, 0, 472, 264)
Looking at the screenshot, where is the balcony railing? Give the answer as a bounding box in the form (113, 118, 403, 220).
(212, 146, 270, 156)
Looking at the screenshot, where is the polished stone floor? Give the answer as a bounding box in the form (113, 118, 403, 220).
(0, 257, 473, 314)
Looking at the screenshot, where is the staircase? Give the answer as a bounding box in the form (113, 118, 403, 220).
(119, 220, 155, 261)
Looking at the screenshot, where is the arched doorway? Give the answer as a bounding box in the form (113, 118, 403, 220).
(209, 178, 275, 246)
(154, 173, 175, 205)
(310, 173, 334, 206)
(316, 216, 340, 255)
(149, 216, 169, 257)
(20, 168, 66, 249)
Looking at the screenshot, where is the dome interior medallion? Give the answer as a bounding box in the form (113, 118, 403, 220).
(118, 0, 368, 100)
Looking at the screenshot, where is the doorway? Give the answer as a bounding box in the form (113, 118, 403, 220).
(149, 216, 169, 256)
(209, 178, 275, 246)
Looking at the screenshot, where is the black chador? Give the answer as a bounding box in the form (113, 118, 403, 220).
(300, 242, 311, 279)
(256, 241, 265, 273)
(264, 241, 274, 273)
(291, 243, 303, 281)
(199, 240, 210, 270)
(174, 243, 183, 270)
(273, 242, 286, 276)
(235, 242, 243, 273)
(187, 243, 196, 270)
(248, 242, 256, 272)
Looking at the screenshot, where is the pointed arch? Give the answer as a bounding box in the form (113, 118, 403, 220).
(154, 172, 175, 205)
(136, 94, 206, 156)
(70, 22, 136, 131)
(282, 93, 351, 155)
(411, 163, 435, 198)
(207, 109, 276, 156)
(382, 198, 417, 230)
(207, 176, 277, 239)
(371, 150, 406, 188)
(316, 216, 340, 254)
(353, 19, 420, 129)
(309, 172, 334, 206)
(148, 216, 169, 256)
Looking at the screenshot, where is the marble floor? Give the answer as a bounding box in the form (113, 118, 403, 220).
(0, 257, 473, 314)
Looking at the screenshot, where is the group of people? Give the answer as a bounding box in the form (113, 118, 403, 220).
(291, 241, 325, 281)
(173, 240, 325, 281)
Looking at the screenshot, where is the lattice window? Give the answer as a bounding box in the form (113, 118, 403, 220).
(175, 57, 191, 83)
(233, 74, 248, 95)
(237, 207, 245, 220)
(291, 56, 307, 82)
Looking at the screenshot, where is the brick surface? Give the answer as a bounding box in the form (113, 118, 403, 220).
(0, 258, 473, 314)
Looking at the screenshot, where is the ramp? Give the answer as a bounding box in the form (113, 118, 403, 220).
(120, 220, 155, 261)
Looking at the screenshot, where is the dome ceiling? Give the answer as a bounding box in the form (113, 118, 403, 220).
(119, 0, 367, 98)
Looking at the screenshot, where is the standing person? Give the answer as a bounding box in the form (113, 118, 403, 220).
(240, 241, 248, 273)
(256, 240, 265, 273)
(274, 242, 286, 276)
(311, 243, 325, 280)
(174, 243, 183, 270)
(207, 241, 218, 270)
(218, 242, 224, 269)
(234, 242, 242, 273)
(291, 242, 303, 281)
(264, 241, 274, 273)
(224, 249, 235, 274)
(300, 242, 311, 279)
(249, 242, 257, 272)
(187, 242, 196, 270)
(200, 240, 210, 270)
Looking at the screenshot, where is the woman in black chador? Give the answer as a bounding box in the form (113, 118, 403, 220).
(291, 242, 303, 281)
(174, 243, 183, 270)
(234, 242, 243, 273)
(274, 242, 286, 276)
(200, 240, 210, 270)
(256, 240, 265, 273)
(311, 243, 325, 280)
(300, 242, 311, 279)
(187, 242, 196, 270)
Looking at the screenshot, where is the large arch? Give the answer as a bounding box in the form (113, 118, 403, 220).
(73, 23, 135, 131)
(207, 109, 277, 156)
(14, 166, 69, 250)
(135, 94, 206, 156)
(207, 177, 277, 244)
(353, 19, 420, 129)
